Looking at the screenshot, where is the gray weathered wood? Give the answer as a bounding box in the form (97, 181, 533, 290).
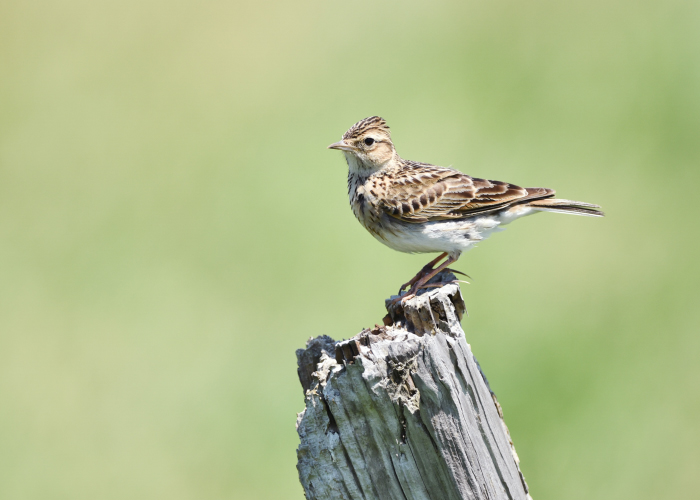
(296, 272, 531, 500)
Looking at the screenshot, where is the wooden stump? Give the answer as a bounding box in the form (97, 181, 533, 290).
(296, 271, 531, 500)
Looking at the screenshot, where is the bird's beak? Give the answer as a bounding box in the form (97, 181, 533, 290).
(327, 140, 356, 152)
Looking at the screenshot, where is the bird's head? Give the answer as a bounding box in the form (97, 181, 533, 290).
(328, 116, 397, 171)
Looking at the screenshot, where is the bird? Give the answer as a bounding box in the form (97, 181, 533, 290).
(328, 116, 604, 301)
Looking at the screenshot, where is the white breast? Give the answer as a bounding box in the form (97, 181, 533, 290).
(363, 206, 537, 257)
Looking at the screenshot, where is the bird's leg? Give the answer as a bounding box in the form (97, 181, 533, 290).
(400, 255, 459, 303)
(414, 255, 458, 290)
(398, 252, 448, 293)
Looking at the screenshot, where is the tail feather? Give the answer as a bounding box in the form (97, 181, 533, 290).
(527, 198, 605, 217)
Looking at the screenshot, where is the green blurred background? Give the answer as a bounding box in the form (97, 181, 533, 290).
(1, 0, 698, 498)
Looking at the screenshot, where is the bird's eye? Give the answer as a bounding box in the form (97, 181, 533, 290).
(364, 137, 375, 146)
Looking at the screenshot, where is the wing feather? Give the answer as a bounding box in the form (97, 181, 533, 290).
(381, 163, 554, 223)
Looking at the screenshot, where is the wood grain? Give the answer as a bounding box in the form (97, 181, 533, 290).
(296, 272, 530, 500)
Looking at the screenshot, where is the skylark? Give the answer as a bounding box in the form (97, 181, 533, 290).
(328, 116, 604, 300)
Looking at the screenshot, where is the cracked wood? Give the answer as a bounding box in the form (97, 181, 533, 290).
(295, 272, 531, 500)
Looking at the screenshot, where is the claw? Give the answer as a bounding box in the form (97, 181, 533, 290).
(389, 293, 409, 306)
(445, 268, 473, 280)
(416, 280, 460, 290)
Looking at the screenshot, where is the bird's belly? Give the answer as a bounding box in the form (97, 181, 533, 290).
(369, 216, 504, 255)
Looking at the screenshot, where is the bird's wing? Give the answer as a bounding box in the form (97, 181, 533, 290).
(380, 163, 554, 223)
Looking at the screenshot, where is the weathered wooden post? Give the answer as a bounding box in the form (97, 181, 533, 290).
(295, 271, 531, 500)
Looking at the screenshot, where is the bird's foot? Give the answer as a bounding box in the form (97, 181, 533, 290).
(393, 254, 461, 305)
(390, 291, 413, 306)
(398, 274, 423, 294)
(398, 267, 431, 294)
(393, 278, 459, 306)
(390, 281, 422, 305)
(398, 252, 448, 294)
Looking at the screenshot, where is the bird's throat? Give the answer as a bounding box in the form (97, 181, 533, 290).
(343, 152, 392, 177)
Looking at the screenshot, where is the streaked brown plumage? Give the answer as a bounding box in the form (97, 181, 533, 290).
(329, 116, 604, 299)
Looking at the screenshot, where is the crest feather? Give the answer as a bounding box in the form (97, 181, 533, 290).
(343, 116, 390, 140)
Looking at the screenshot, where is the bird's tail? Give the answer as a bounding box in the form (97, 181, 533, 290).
(527, 198, 605, 217)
